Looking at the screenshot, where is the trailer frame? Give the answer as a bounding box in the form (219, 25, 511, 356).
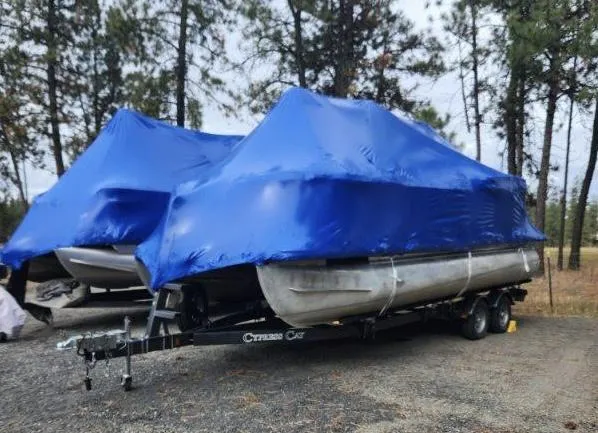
(57, 284, 528, 391)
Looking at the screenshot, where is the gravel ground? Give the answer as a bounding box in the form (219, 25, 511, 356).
(0, 308, 596, 433)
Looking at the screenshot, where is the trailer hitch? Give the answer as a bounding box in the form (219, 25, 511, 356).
(57, 316, 133, 391)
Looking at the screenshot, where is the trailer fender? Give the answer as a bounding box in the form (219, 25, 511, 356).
(487, 289, 514, 309)
(462, 294, 491, 318)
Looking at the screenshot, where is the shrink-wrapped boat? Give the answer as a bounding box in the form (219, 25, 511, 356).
(0, 109, 243, 291)
(133, 88, 544, 326)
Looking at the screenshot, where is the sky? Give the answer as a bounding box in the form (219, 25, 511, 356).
(23, 1, 597, 200)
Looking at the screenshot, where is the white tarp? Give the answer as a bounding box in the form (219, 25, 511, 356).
(0, 284, 26, 340)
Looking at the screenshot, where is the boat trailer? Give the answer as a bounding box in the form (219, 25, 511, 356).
(57, 284, 528, 391)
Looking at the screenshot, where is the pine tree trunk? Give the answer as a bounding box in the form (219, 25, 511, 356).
(92, 5, 102, 136)
(8, 148, 28, 208)
(46, 0, 65, 177)
(0, 121, 28, 206)
(457, 41, 471, 134)
(288, 0, 306, 87)
(505, 73, 518, 175)
(516, 72, 525, 176)
(176, 0, 189, 127)
(535, 79, 559, 274)
(469, 0, 482, 162)
(506, 2, 529, 176)
(568, 98, 598, 270)
(334, 0, 353, 97)
(557, 95, 575, 270)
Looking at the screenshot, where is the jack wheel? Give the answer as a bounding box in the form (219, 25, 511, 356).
(121, 375, 132, 391)
(490, 295, 511, 333)
(84, 377, 92, 391)
(177, 285, 208, 332)
(461, 298, 489, 340)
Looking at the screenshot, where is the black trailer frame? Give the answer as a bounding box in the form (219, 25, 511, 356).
(58, 283, 528, 391)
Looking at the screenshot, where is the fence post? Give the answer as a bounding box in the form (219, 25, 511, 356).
(547, 257, 554, 313)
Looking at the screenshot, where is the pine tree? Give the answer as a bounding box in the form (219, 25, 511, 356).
(67, 0, 125, 156)
(0, 44, 43, 205)
(0, 198, 27, 242)
(569, 98, 598, 269)
(498, 0, 598, 273)
(565, 184, 579, 242)
(543, 200, 561, 246)
(1, 0, 106, 175)
(110, 0, 233, 127)
(582, 201, 598, 245)
(240, 0, 446, 120)
(489, 0, 534, 177)
(556, 56, 578, 270)
(443, 0, 489, 161)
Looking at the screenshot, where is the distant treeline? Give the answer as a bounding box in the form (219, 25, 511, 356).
(0, 200, 27, 243)
(544, 200, 598, 247)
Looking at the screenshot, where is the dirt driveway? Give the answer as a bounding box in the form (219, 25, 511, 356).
(1, 309, 596, 433)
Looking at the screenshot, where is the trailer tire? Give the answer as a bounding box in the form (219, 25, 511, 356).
(489, 295, 511, 333)
(461, 298, 489, 340)
(177, 285, 208, 332)
(121, 376, 132, 392)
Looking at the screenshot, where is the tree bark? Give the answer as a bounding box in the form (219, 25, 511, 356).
(469, 0, 482, 162)
(287, 0, 306, 87)
(513, 1, 530, 177)
(46, 0, 65, 177)
(333, 0, 353, 97)
(568, 98, 598, 270)
(8, 147, 28, 208)
(535, 77, 559, 274)
(92, 4, 102, 136)
(516, 71, 525, 176)
(0, 123, 28, 207)
(505, 72, 518, 175)
(557, 95, 575, 270)
(457, 40, 471, 133)
(176, 0, 189, 127)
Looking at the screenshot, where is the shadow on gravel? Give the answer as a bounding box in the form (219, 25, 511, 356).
(176, 319, 468, 379)
(55, 308, 149, 330)
(173, 313, 537, 384)
(18, 307, 149, 341)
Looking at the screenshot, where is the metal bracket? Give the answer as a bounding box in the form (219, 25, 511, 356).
(145, 285, 182, 337)
(121, 316, 133, 391)
(361, 317, 377, 340)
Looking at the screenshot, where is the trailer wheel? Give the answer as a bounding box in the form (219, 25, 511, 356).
(461, 298, 489, 340)
(489, 295, 511, 333)
(121, 375, 132, 392)
(177, 285, 208, 332)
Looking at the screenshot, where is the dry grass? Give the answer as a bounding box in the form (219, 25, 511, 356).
(235, 392, 262, 409)
(516, 247, 598, 318)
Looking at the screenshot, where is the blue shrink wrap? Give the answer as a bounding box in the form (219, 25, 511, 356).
(1, 109, 243, 268)
(136, 88, 544, 289)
